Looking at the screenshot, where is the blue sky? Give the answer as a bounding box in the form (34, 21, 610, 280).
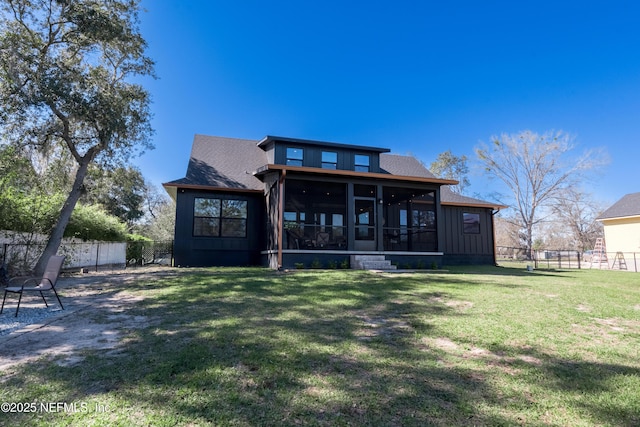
(136, 0, 640, 205)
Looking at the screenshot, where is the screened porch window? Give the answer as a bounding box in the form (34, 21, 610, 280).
(283, 179, 347, 250)
(194, 198, 247, 237)
(382, 188, 436, 251)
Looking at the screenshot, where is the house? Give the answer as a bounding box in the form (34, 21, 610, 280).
(596, 192, 640, 259)
(163, 135, 504, 269)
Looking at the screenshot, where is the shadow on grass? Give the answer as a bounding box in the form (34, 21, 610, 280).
(1, 268, 638, 426)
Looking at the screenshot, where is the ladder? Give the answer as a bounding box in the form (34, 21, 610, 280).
(592, 238, 608, 269)
(612, 252, 628, 270)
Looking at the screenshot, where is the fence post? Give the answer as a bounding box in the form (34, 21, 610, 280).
(578, 251, 581, 269)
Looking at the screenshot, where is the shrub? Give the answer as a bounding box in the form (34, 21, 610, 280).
(126, 234, 153, 263)
(66, 204, 128, 241)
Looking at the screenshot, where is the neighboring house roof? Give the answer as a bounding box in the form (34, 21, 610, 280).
(597, 192, 640, 220)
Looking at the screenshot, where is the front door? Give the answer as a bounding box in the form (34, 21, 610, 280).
(354, 198, 376, 251)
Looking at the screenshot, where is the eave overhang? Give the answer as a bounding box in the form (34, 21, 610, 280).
(597, 214, 640, 223)
(441, 201, 508, 210)
(162, 182, 263, 202)
(257, 136, 391, 153)
(253, 164, 458, 186)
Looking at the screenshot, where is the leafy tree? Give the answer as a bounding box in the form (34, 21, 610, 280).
(82, 166, 146, 228)
(476, 130, 607, 257)
(0, 0, 155, 274)
(0, 144, 36, 192)
(141, 199, 176, 241)
(429, 150, 470, 194)
(135, 183, 176, 241)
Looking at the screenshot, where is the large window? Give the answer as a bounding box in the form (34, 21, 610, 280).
(194, 198, 247, 237)
(286, 147, 304, 166)
(354, 154, 370, 172)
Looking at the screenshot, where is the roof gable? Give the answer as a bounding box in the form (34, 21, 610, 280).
(164, 135, 266, 191)
(597, 192, 640, 220)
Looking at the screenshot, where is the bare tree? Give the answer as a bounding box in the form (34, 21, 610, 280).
(476, 130, 607, 256)
(0, 0, 155, 274)
(551, 188, 604, 252)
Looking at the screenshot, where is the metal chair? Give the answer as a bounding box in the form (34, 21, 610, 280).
(1, 255, 66, 317)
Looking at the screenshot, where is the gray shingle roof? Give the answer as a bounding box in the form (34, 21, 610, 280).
(379, 154, 438, 178)
(439, 187, 502, 208)
(164, 135, 266, 191)
(597, 192, 640, 220)
(164, 134, 501, 209)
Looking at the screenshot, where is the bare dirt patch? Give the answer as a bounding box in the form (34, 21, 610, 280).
(0, 267, 173, 374)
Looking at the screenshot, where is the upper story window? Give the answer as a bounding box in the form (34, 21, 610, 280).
(286, 147, 304, 166)
(321, 151, 338, 169)
(354, 154, 370, 172)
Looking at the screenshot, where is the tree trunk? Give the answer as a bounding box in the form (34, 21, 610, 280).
(33, 156, 92, 275)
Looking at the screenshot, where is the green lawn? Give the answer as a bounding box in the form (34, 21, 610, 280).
(1, 266, 639, 426)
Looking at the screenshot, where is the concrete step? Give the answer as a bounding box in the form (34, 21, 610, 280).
(351, 255, 396, 270)
(361, 261, 397, 270)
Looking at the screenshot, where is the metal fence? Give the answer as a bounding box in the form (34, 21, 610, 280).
(126, 241, 174, 267)
(497, 246, 640, 272)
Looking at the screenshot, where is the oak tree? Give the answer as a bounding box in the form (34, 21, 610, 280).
(0, 0, 154, 274)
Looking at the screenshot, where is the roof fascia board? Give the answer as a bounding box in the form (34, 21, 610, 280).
(597, 214, 640, 222)
(255, 164, 457, 185)
(258, 135, 391, 153)
(441, 201, 508, 210)
(162, 182, 263, 194)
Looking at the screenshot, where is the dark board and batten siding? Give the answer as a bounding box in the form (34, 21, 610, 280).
(442, 206, 495, 265)
(273, 144, 382, 172)
(173, 189, 265, 267)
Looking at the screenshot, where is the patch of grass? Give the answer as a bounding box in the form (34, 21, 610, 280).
(1, 266, 639, 426)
